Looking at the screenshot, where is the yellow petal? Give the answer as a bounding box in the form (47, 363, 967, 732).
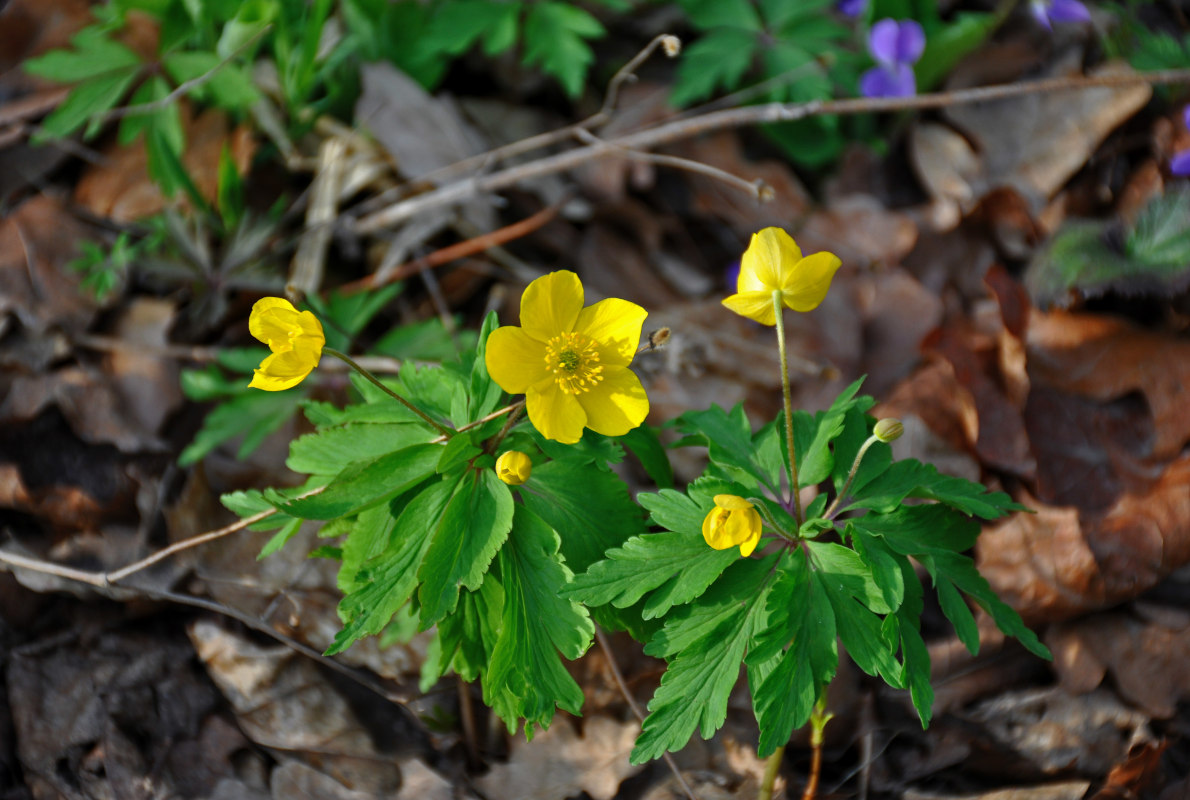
(739, 526, 761, 557)
(781, 251, 841, 312)
(295, 309, 326, 346)
(495, 450, 533, 485)
(249, 351, 312, 391)
(486, 326, 549, 393)
(702, 508, 735, 550)
(714, 494, 753, 511)
(249, 297, 301, 349)
(520, 270, 584, 343)
(574, 297, 647, 367)
(722, 291, 777, 326)
(577, 366, 649, 437)
(738, 228, 801, 294)
(526, 383, 587, 444)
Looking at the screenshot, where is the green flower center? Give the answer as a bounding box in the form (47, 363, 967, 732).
(544, 332, 604, 394)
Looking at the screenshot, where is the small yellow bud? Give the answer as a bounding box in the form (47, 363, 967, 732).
(495, 450, 533, 486)
(701, 495, 762, 557)
(873, 418, 903, 443)
(661, 35, 681, 57)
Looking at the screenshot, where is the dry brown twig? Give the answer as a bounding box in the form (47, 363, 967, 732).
(352, 67, 1190, 234)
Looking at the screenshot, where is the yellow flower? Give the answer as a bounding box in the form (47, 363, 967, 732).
(495, 450, 533, 485)
(722, 227, 841, 326)
(702, 495, 762, 557)
(485, 271, 649, 444)
(247, 297, 325, 391)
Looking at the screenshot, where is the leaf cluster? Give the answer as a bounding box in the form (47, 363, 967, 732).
(219, 312, 653, 735)
(568, 379, 1051, 763)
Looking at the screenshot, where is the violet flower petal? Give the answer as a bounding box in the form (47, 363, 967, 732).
(838, 0, 867, 17)
(1029, 2, 1054, 29)
(894, 19, 926, 64)
(1171, 150, 1190, 177)
(1182, 105, 1190, 131)
(868, 19, 903, 67)
(860, 63, 916, 98)
(1047, 0, 1091, 23)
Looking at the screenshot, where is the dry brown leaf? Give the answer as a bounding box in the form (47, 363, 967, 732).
(1026, 310, 1190, 462)
(902, 783, 1092, 800)
(0, 194, 98, 332)
(1049, 609, 1190, 719)
(911, 60, 1151, 226)
(75, 106, 255, 222)
(1089, 741, 1169, 800)
(475, 716, 642, 800)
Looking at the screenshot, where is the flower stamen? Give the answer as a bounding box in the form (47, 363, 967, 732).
(544, 332, 604, 394)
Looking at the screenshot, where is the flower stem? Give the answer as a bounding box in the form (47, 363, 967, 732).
(484, 403, 524, 455)
(773, 291, 803, 526)
(823, 433, 879, 520)
(759, 746, 784, 800)
(802, 696, 834, 800)
(323, 347, 453, 437)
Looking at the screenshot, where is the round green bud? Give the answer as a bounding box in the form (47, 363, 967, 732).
(873, 418, 904, 443)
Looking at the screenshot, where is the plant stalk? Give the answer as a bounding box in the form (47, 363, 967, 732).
(759, 746, 784, 800)
(823, 433, 879, 520)
(773, 291, 803, 526)
(323, 347, 453, 436)
(802, 696, 834, 800)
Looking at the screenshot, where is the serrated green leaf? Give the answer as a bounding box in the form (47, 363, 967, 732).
(36, 67, 139, 141)
(422, 0, 519, 56)
(845, 459, 1024, 518)
(677, 404, 777, 493)
(518, 459, 646, 575)
(328, 476, 460, 654)
(486, 505, 593, 734)
(220, 488, 295, 531)
(632, 556, 778, 763)
(896, 561, 933, 727)
(24, 28, 141, 83)
(936, 576, 979, 655)
(819, 572, 903, 688)
(268, 442, 441, 519)
(337, 502, 395, 592)
(434, 575, 504, 684)
(805, 540, 891, 614)
(789, 377, 867, 488)
(286, 422, 428, 476)
(179, 388, 303, 466)
(831, 407, 891, 497)
(851, 504, 980, 555)
(163, 51, 262, 109)
(679, 0, 762, 30)
(671, 27, 759, 107)
(748, 549, 837, 756)
(468, 310, 505, 422)
(417, 468, 513, 627)
(564, 530, 738, 618)
(437, 432, 481, 474)
(621, 424, 674, 489)
(522, 2, 604, 97)
(916, 12, 995, 91)
(849, 525, 905, 612)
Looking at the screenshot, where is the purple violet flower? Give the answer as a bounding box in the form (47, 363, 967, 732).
(1030, 0, 1091, 29)
(860, 19, 925, 99)
(1173, 106, 1190, 177)
(838, 0, 867, 17)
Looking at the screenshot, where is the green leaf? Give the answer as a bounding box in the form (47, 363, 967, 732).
(337, 501, 396, 592)
(805, 540, 891, 614)
(179, 389, 304, 465)
(436, 432, 482, 474)
(748, 549, 837, 756)
(24, 28, 141, 83)
(679, 0, 763, 30)
(268, 442, 442, 519)
(328, 476, 461, 654)
(518, 459, 646, 575)
(676, 404, 777, 494)
(434, 576, 504, 684)
(417, 468, 514, 627)
(830, 407, 891, 497)
(846, 459, 1024, 518)
(789, 377, 867, 488)
(36, 67, 140, 141)
(936, 576, 979, 655)
(671, 27, 759, 107)
(620, 425, 674, 490)
(851, 504, 980, 556)
(286, 422, 428, 476)
(468, 310, 505, 423)
(564, 530, 738, 618)
(916, 12, 995, 91)
(895, 562, 933, 727)
(221, 488, 296, 531)
(818, 572, 903, 688)
(849, 525, 905, 613)
(163, 50, 262, 109)
(486, 505, 593, 734)
(217, 144, 246, 230)
(422, 0, 520, 56)
(632, 556, 778, 764)
(522, 2, 604, 97)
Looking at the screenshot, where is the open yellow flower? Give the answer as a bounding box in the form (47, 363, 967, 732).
(702, 495, 762, 557)
(247, 297, 325, 391)
(722, 227, 841, 325)
(485, 271, 649, 444)
(495, 450, 533, 485)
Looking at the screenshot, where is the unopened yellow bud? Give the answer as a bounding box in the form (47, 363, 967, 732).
(873, 418, 903, 443)
(495, 450, 533, 485)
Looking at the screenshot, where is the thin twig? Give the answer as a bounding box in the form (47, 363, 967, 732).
(336, 198, 565, 296)
(571, 128, 769, 199)
(104, 26, 273, 122)
(353, 67, 1190, 233)
(0, 549, 417, 710)
(594, 627, 700, 800)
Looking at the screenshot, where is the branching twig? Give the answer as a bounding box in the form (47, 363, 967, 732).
(594, 627, 700, 800)
(353, 68, 1190, 234)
